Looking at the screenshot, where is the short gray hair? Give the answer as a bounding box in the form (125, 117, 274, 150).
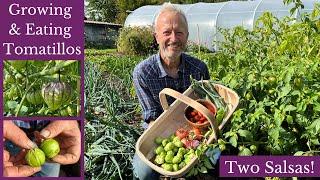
(153, 2, 188, 32)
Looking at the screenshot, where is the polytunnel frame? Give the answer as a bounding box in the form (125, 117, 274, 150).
(185, 3, 202, 48)
(214, 0, 303, 51)
(214, 1, 229, 51)
(251, 0, 301, 26)
(125, 0, 317, 51)
(251, 0, 264, 29)
(151, 8, 159, 31)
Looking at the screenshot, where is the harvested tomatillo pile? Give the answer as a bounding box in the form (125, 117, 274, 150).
(153, 127, 204, 172)
(25, 138, 60, 167)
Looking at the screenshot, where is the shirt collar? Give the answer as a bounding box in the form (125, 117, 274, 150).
(156, 52, 186, 78)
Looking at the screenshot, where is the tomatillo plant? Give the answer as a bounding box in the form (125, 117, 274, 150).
(3, 60, 80, 116)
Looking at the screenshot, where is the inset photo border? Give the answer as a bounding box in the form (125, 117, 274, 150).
(2, 120, 83, 178)
(3, 60, 82, 118)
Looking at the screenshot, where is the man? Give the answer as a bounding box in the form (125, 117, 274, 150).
(132, 3, 210, 179)
(3, 120, 81, 177)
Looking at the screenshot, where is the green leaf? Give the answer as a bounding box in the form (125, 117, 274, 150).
(283, 68, 294, 83)
(294, 151, 304, 156)
(195, 149, 201, 157)
(284, 105, 296, 112)
(194, 168, 199, 176)
(238, 148, 253, 156)
(224, 131, 233, 138)
(306, 119, 320, 133)
(311, 3, 320, 19)
(310, 138, 320, 145)
(291, 90, 300, 96)
(269, 128, 279, 141)
(274, 109, 284, 127)
(203, 158, 213, 169)
(237, 129, 253, 141)
(187, 167, 195, 177)
(279, 85, 291, 98)
(229, 135, 238, 147)
(18, 106, 28, 115)
(7, 101, 18, 109)
(297, 101, 307, 112)
(199, 166, 208, 173)
(314, 102, 320, 112)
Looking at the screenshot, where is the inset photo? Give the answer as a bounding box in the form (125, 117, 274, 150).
(3, 60, 81, 117)
(3, 120, 81, 177)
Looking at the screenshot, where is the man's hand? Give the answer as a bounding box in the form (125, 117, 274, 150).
(4, 121, 37, 149)
(3, 121, 40, 177)
(40, 120, 81, 165)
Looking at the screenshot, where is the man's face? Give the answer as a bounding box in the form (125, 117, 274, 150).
(155, 11, 188, 61)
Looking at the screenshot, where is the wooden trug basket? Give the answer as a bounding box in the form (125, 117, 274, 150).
(135, 81, 240, 177)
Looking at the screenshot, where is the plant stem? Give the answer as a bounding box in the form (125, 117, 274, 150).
(15, 80, 38, 116)
(29, 60, 77, 78)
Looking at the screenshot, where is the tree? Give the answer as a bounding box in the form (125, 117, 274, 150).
(86, 0, 118, 22)
(115, 0, 148, 24)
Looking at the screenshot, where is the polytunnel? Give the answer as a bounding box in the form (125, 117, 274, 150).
(124, 0, 319, 51)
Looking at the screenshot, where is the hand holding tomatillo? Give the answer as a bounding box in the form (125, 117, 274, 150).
(25, 133, 60, 167)
(3, 121, 40, 177)
(40, 120, 81, 165)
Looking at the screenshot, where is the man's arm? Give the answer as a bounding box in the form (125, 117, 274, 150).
(133, 67, 161, 124)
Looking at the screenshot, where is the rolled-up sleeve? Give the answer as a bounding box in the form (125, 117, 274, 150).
(133, 67, 161, 123)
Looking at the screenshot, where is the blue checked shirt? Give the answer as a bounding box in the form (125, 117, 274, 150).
(133, 53, 209, 123)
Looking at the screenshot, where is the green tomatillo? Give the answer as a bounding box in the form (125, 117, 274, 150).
(25, 148, 46, 167)
(41, 82, 72, 111)
(40, 139, 60, 159)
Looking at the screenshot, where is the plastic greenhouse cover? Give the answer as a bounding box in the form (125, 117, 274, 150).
(124, 0, 320, 51)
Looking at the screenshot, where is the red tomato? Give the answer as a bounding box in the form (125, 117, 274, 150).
(197, 120, 203, 124)
(193, 127, 202, 140)
(206, 104, 216, 114)
(175, 128, 189, 140)
(190, 111, 197, 116)
(193, 127, 202, 135)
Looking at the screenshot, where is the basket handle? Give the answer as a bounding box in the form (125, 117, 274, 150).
(159, 88, 218, 133)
